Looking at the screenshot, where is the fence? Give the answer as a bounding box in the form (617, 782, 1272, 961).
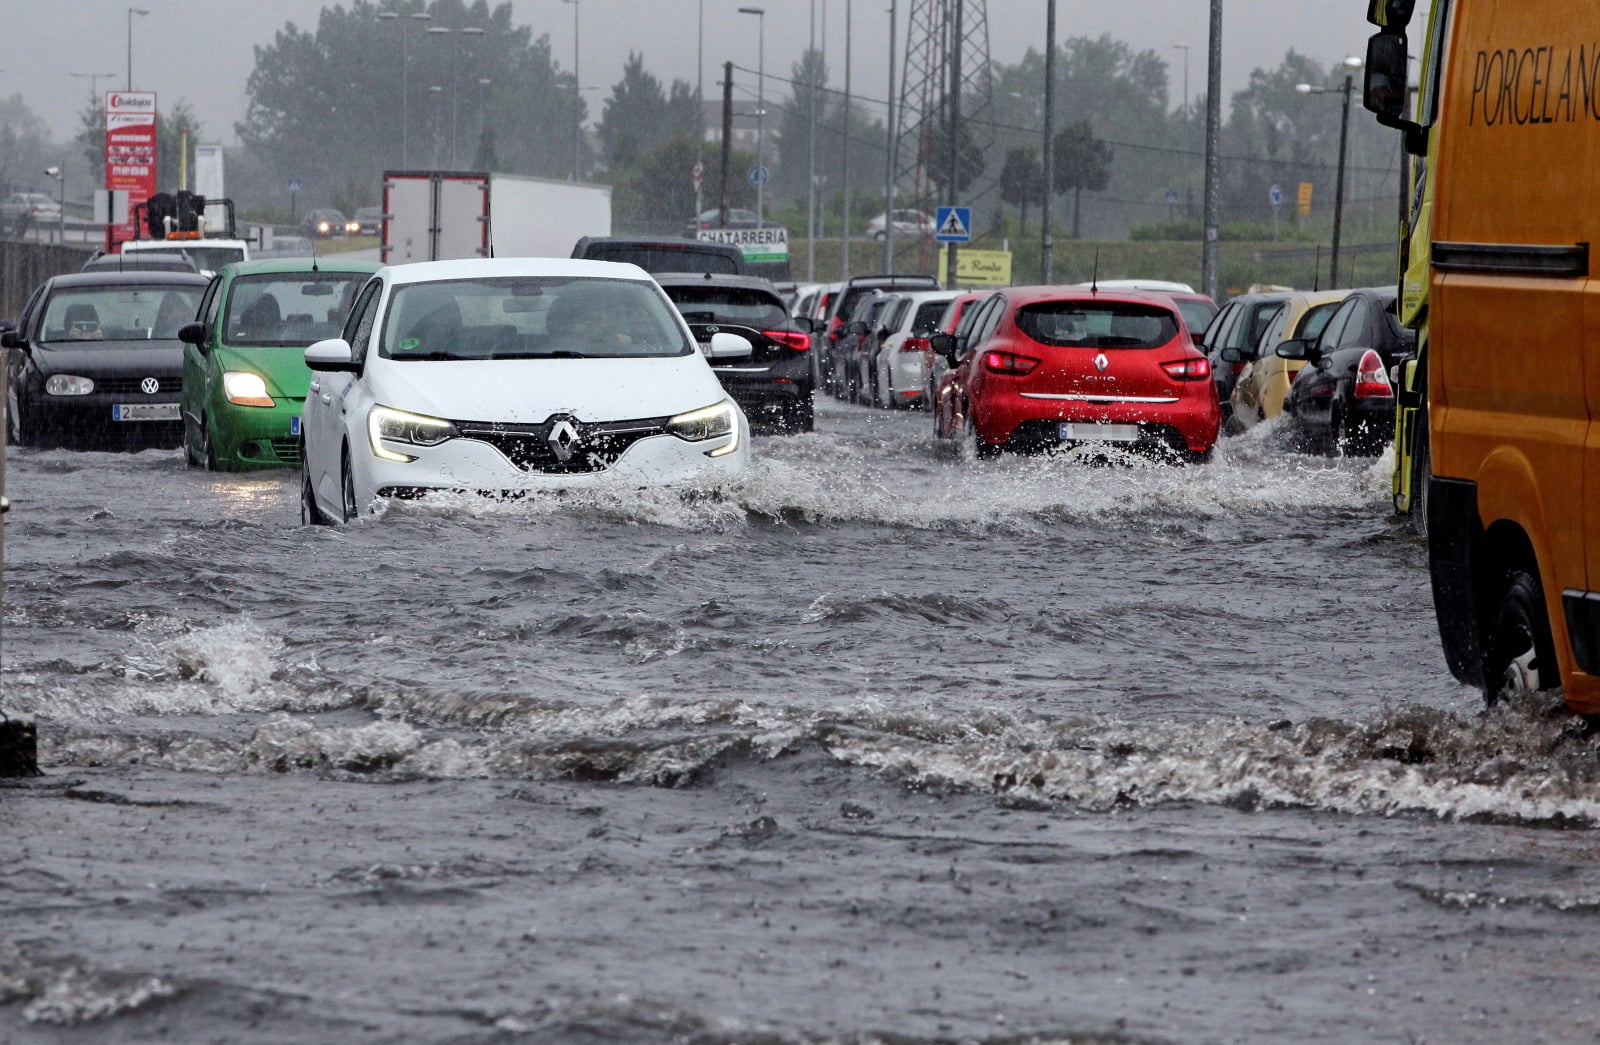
(0, 240, 95, 320)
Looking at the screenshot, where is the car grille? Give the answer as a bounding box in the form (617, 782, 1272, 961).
(453, 415, 672, 474)
(269, 438, 301, 463)
(95, 376, 182, 395)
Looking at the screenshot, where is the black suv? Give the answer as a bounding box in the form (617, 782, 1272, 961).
(571, 237, 747, 276)
(657, 273, 816, 433)
(817, 274, 941, 396)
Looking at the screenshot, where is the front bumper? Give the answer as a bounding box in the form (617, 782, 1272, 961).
(213, 397, 306, 469)
(28, 390, 182, 446)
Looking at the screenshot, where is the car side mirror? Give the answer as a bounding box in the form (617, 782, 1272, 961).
(178, 321, 208, 351)
(0, 329, 21, 350)
(928, 332, 964, 364)
(304, 337, 360, 373)
(848, 320, 868, 336)
(1220, 346, 1244, 364)
(707, 331, 753, 359)
(792, 316, 816, 334)
(1275, 338, 1313, 361)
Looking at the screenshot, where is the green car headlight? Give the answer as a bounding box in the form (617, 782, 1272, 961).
(667, 400, 741, 458)
(367, 404, 459, 463)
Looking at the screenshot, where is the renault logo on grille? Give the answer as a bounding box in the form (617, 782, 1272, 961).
(547, 417, 581, 462)
(141, 377, 160, 395)
(1093, 353, 1110, 373)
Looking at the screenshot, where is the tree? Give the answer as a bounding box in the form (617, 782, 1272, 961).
(998, 146, 1043, 235)
(925, 115, 985, 198)
(597, 52, 698, 170)
(609, 134, 754, 229)
(1053, 121, 1112, 238)
(75, 97, 203, 194)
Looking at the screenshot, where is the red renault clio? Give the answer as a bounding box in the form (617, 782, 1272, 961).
(933, 286, 1220, 461)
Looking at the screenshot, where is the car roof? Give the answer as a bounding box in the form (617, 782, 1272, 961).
(994, 284, 1183, 311)
(845, 273, 942, 288)
(1071, 278, 1196, 293)
(219, 257, 381, 278)
(378, 256, 652, 285)
(653, 272, 780, 293)
(121, 238, 250, 251)
(575, 235, 741, 255)
(45, 269, 211, 289)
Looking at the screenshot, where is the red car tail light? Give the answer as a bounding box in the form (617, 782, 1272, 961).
(900, 336, 930, 354)
(1230, 360, 1247, 376)
(1161, 356, 1212, 381)
(764, 329, 810, 351)
(1353, 349, 1392, 398)
(983, 350, 1039, 376)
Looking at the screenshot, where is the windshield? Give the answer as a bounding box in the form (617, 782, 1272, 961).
(225, 272, 369, 348)
(583, 245, 739, 275)
(124, 244, 247, 272)
(1015, 300, 1180, 349)
(1296, 301, 1342, 342)
(39, 285, 202, 343)
(664, 285, 787, 328)
(380, 276, 692, 361)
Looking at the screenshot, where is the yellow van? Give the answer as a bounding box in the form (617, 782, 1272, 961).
(1364, 0, 1600, 714)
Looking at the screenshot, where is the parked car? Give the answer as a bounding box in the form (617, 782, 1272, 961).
(299, 258, 751, 522)
(354, 206, 384, 236)
(1200, 290, 1291, 431)
(303, 208, 358, 238)
(259, 233, 315, 258)
(864, 209, 936, 240)
(1, 192, 61, 225)
(865, 290, 958, 409)
(571, 236, 747, 276)
(683, 207, 762, 237)
(2, 270, 210, 448)
(1160, 291, 1219, 346)
(1277, 285, 1415, 456)
(818, 274, 942, 397)
(932, 286, 1220, 461)
(1226, 289, 1350, 431)
(923, 291, 987, 406)
(119, 238, 250, 278)
(657, 272, 816, 433)
(178, 257, 379, 470)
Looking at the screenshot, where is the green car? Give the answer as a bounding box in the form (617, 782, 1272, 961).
(179, 257, 379, 470)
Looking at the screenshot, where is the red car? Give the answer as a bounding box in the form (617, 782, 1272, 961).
(932, 286, 1221, 461)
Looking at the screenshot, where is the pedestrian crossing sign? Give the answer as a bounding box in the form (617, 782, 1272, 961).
(935, 206, 971, 243)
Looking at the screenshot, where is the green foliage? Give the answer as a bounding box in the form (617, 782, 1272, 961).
(607, 134, 754, 230)
(597, 53, 698, 170)
(926, 117, 986, 196)
(74, 97, 203, 195)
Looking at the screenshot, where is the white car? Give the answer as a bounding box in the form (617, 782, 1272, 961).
(864, 209, 936, 240)
(299, 258, 752, 522)
(869, 290, 958, 409)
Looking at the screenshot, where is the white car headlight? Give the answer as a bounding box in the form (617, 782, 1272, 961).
(45, 374, 94, 396)
(367, 404, 459, 463)
(667, 399, 741, 458)
(223, 370, 275, 407)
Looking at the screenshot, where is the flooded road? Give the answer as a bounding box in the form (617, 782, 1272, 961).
(5, 400, 1600, 1044)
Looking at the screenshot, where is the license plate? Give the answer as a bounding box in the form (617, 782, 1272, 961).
(1059, 422, 1139, 443)
(291, 415, 301, 436)
(112, 403, 179, 422)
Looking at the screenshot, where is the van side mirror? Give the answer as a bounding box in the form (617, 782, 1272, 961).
(1364, 32, 1426, 154)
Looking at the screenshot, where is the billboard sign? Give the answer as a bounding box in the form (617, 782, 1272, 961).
(105, 91, 158, 247)
(697, 225, 789, 264)
(955, 249, 1012, 287)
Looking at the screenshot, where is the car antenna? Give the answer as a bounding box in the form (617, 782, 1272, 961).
(1312, 245, 1321, 292)
(310, 236, 320, 273)
(1090, 248, 1100, 294)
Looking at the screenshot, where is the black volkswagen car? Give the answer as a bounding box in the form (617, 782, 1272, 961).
(1276, 285, 1415, 456)
(656, 272, 816, 433)
(3, 270, 209, 448)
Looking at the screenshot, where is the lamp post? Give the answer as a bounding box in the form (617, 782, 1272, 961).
(882, 0, 897, 272)
(426, 25, 485, 169)
(563, 0, 581, 181)
(71, 71, 116, 108)
(737, 7, 766, 223)
(45, 165, 65, 245)
(1297, 56, 1364, 288)
(1171, 43, 1190, 116)
(126, 7, 148, 91)
(377, 10, 432, 168)
(1042, 0, 1055, 283)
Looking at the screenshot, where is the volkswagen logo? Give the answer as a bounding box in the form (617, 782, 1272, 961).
(546, 416, 582, 463)
(140, 377, 160, 395)
(1093, 353, 1110, 373)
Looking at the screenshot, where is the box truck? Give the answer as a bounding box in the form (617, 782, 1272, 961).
(381, 171, 612, 264)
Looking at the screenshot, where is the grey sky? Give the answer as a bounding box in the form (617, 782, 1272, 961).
(8, 1, 1380, 146)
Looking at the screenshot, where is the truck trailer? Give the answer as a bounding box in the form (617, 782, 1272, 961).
(381, 170, 612, 264)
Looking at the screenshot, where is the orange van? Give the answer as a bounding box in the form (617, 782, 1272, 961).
(1365, 0, 1600, 713)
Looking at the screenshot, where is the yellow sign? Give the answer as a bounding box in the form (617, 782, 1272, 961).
(1297, 181, 1314, 217)
(955, 248, 1012, 287)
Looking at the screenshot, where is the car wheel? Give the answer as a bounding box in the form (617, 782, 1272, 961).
(872, 231, 886, 241)
(8, 391, 36, 447)
(1482, 568, 1559, 706)
(183, 417, 200, 467)
(880, 366, 895, 410)
(963, 417, 999, 461)
(300, 444, 328, 526)
(200, 418, 218, 471)
(340, 448, 360, 523)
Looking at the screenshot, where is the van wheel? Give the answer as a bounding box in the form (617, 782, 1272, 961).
(1408, 408, 1430, 538)
(1483, 569, 1559, 706)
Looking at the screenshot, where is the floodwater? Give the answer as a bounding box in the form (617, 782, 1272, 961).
(4, 401, 1600, 1044)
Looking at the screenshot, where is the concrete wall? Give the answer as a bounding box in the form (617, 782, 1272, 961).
(0, 240, 95, 321)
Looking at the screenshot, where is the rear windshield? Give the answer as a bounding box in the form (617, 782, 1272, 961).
(380, 276, 691, 361)
(39, 285, 203, 343)
(1015, 300, 1180, 349)
(124, 244, 246, 272)
(911, 301, 949, 334)
(664, 285, 787, 329)
(583, 245, 740, 275)
(1296, 301, 1341, 341)
(1172, 299, 1217, 337)
(225, 271, 370, 348)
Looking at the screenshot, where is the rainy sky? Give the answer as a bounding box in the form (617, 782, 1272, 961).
(8, 1, 1384, 145)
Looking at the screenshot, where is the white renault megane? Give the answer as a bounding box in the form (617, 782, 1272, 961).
(299, 258, 752, 522)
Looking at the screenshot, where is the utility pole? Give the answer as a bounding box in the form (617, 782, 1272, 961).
(1201, 0, 1222, 302)
(1041, 0, 1055, 283)
(883, 0, 897, 272)
(840, 0, 853, 280)
(1330, 70, 1354, 288)
(945, 0, 963, 290)
(719, 62, 734, 226)
(806, 0, 818, 281)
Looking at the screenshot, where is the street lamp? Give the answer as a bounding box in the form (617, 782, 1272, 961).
(1297, 55, 1364, 288)
(426, 25, 485, 169)
(45, 165, 65, 245)
(377, 10, 432, 169)
(70, 71, 116, 107)
(563, 0, 581, 181)
(1171, 43, 1190, 117)
(738, 7, 766, 223)
(126, 8, 148, 91)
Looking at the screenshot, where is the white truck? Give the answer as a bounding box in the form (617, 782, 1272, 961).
(381, 171, 612, 264)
